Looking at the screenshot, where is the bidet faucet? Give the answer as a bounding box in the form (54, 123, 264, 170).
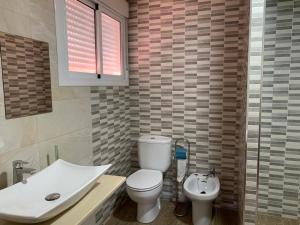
(203, 168, 216, 178)
(12, 160, 36, 184)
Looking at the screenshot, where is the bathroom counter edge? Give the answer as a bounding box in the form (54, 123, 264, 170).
(0, 175, 126, 225)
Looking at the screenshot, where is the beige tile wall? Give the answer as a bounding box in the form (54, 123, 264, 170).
(0, 0, 93, 188)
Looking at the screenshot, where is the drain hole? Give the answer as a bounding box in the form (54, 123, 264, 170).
(200, 191, 206, 194)
(45, 193, 60, 201)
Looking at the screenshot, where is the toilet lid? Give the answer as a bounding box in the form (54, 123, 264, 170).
(126, 169, 162, 191)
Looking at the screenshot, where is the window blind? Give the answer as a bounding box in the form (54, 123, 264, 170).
(66, 0, 96, 73)
(101, 13, 121, 76)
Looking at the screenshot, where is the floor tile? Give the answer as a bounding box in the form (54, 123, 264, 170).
(106, 199, 238, 225)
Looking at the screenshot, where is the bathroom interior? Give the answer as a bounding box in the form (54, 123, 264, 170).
(0, 0, 299, 225)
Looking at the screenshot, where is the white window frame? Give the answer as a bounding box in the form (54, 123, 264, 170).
(54, 0, 129, 86)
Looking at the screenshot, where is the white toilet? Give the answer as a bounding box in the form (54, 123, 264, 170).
(126, 135, 172, 223)
(184, 173, 220, 225)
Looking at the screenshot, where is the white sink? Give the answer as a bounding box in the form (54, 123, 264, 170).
(0, 159, 111, 223)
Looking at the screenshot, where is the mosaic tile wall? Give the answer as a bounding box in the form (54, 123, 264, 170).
(244, 0, 266, 224)
(128, 0, 249, 210)
(237, 0, 250, 223)
(258, 0, 300, 220)
(90, 86, 131, 225)
(0, 32, 52, 119)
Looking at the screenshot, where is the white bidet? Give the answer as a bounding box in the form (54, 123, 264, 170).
(183, 173, 220, 225)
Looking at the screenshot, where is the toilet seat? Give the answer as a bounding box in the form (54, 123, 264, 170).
(126, 169, 162, 192)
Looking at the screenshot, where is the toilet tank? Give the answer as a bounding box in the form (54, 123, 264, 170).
(138, 135, 172, 172)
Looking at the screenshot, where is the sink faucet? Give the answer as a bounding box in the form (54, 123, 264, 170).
(12, 160, 36, 184)
(203, 168, 216, 178)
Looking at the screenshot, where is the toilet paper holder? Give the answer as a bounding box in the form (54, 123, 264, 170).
(173, 138, 190, 217)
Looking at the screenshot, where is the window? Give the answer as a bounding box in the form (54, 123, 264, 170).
(54, 0, 128, 86)
(101, 13, 121, 76)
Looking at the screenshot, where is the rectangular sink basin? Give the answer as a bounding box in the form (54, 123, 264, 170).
(0, 159, 111, 223)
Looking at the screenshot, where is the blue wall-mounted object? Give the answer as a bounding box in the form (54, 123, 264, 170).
(175, 146, 187, 160)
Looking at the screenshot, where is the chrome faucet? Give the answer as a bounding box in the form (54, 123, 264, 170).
(203, 168, 216, 178)
(12, 160, 36, 184)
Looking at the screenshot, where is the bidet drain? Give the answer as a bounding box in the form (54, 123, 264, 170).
(45, 193, 61, 201)
(200, 191, 206, 194)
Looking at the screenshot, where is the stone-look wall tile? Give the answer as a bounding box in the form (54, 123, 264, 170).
(128, 0, 249, 210)
(90, 86, 131, 225)
(258, 0, 300, 220)
(38, 128, 93, 169)
(36, 99, 92, 142)
(0, 114, 38, 155)
(238, 0, 250, 224)
(246, 0, 300, 223)
(0, 0, 55, 28)
(244, 0, 266, 224)
(0, 7, 32, 38)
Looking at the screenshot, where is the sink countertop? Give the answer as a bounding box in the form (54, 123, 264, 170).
(0, 175, 126, 225)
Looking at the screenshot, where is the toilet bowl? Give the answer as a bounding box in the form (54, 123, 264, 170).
(183, 173, 220, 225)
(126, 169, 163, 223)
(126, 135, 172, 223)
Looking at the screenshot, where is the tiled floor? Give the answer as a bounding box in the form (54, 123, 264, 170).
(258, 214, 300, 225)
(106, 199, 238, 225)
